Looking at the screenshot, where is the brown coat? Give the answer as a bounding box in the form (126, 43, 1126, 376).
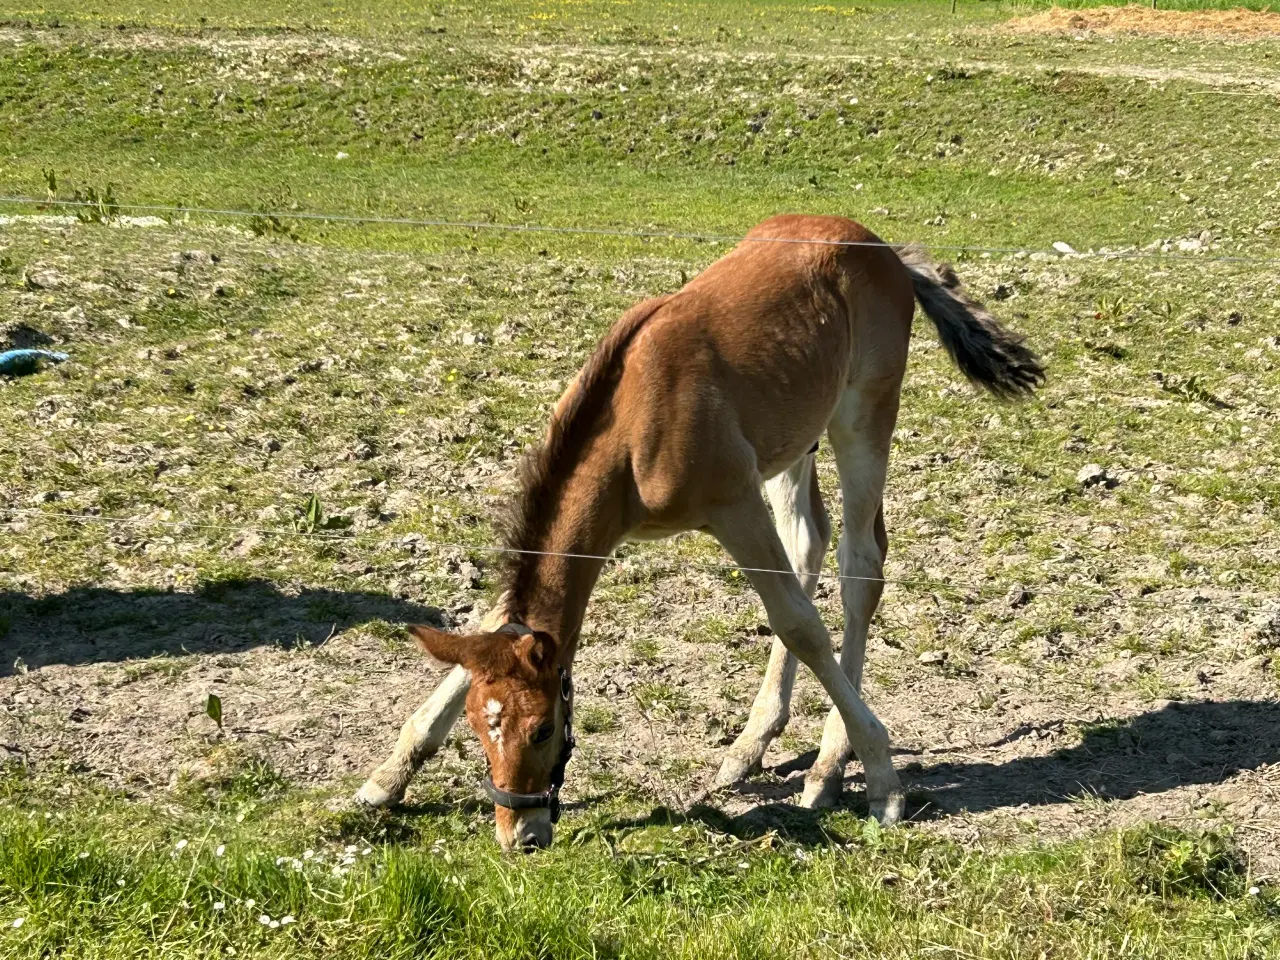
(361, 215, 1043, 850)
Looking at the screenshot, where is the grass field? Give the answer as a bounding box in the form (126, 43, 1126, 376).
(3, 1, 1280, 956)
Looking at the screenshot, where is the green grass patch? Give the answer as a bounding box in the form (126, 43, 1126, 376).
(1, 769, 1277, 959)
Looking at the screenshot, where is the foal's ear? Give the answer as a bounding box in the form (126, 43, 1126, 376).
(407, 625, 475, 669)
(513, 630, 558, 675)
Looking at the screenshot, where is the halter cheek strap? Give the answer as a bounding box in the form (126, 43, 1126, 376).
(481, 624, 575, 824)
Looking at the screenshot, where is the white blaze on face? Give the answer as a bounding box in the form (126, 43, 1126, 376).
(485, 698, 504, 754)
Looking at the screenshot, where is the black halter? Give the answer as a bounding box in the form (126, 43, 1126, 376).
(482, 666, 575, 824)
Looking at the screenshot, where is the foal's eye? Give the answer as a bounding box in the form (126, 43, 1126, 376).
(532, 722, 555, 744)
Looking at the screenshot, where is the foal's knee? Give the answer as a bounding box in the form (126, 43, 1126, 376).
(772, 608, 830, 664)
(837, 533, 884, 595)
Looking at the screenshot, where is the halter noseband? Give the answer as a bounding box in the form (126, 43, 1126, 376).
(481, 623, 575, 823)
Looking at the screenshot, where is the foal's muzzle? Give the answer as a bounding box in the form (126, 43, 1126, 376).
(481, 667, 576, 836)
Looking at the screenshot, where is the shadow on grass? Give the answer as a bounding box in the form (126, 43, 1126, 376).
(0, 578, 448, 675)
(606, 699, 1280, 846)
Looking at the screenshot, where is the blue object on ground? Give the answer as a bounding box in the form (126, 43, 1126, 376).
(0, 349, 69, 376)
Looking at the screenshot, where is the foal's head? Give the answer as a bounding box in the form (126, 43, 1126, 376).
(408, 624, 570, 852)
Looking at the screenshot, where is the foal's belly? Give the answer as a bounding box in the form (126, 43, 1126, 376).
(626, 523, 685, 542)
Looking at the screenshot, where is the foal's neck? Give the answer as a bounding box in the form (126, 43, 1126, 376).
(497, 296, 668, 658)
(501, 460, 627, 661)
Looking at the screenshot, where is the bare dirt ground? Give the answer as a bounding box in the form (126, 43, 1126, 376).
(4, 573, 1279, 868)
(1007, 5, 1280, 40)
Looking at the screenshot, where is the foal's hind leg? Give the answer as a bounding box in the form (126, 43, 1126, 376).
(709, 488, 903, 825)
(801, 386, 897, 809)
(716, 455, 830, 787)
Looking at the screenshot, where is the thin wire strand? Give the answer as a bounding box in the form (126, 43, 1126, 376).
(4, 195, 1280, 265)
(3, 506, 1269, 612)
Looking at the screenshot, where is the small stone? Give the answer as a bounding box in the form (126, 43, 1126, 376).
(918, 650, 948, 666)
(1052, 241, 1076, 254)
(458, 561, 483, 590)
(1166, 752, 1186, 765)
(1076, 463, 1117, 489)
(1252, 608, 1280, 648)
(1006, 585, 1032, 609)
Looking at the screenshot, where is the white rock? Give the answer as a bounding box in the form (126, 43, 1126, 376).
(1076, 463, 1109, 487)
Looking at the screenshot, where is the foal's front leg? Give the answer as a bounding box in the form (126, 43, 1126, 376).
(716, 455, 829, 787)
(356, 664, 470, 807)
(710, 491, 903, 825)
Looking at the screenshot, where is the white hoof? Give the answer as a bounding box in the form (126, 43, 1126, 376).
(714, 753, 761, 788)
(865, 765, 905, 825)
(869, 789, 905, 827)
(355, 778, 402, 809)
(799, 775, 842, 810)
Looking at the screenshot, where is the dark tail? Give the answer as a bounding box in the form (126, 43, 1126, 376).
(897, 245, 1045, 399)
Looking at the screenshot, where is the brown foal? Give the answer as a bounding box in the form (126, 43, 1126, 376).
(358, 215, 1044, 850)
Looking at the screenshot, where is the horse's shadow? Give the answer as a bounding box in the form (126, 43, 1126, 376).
(0, 579, 448, 676)
(597, 699, 1280, 846)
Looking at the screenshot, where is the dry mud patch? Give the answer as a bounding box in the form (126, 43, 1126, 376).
(3, 577, 1279, 872)
(1007, 5, 1280, 40)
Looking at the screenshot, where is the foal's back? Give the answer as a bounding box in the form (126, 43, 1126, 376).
(615, 215, 914, 527)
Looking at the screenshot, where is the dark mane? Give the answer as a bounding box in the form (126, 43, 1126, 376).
(500, 296, 670, 612)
